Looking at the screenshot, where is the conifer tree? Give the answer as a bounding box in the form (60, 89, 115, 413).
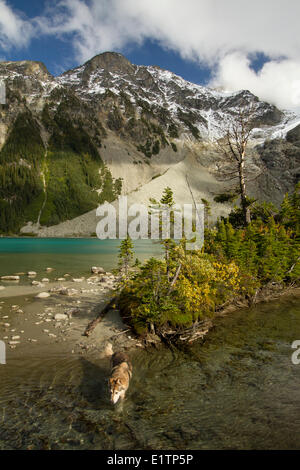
(149, 187, 177, 281)
(118, 235, 134, 280)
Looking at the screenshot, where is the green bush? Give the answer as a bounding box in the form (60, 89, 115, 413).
(119, 184, 300, 336)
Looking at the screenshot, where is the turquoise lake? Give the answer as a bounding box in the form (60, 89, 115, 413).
(0, 238, 162, 282)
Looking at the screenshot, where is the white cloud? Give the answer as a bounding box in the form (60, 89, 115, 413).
(2, 0, 300, 109)
(36, 0, 300, 109)
(39, 0, 300, 65)
(0, 0, 34, 50)
(209, 53, 300, 110)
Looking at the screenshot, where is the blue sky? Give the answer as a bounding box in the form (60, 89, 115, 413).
(0, 0, 300, 109)
(0, 0, 213, 84)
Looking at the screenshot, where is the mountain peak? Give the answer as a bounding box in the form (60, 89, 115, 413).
(83, 51, 135, 75)
(0, 60, 52, 80)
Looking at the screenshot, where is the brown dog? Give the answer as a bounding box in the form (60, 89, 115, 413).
(109, 351, 133, 405)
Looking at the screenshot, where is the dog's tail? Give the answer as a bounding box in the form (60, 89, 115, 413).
(102, 342, 113, 358)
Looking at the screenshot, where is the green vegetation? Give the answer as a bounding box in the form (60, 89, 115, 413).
(46, 110, 101, 161)
(214, 192, 237, 204)
(205, 190, 300, 288)
(168, 123, 179, 139)
(0, 112, 45, 233)
(177, 109, 200, 140)
(0, 111, 44, 165)
(171, 142, 178, 152)
(38, 153, 118, 226)
(119, 185, 300, 337)
(0, 109, 122, 233)
(152, 140, 160, 155)
(137, 139, 154, 158)
(118, 236, 134, 280)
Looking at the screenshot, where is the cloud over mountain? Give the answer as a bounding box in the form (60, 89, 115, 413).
(0, 0, 34, 51)
(1, 0, 300, 109)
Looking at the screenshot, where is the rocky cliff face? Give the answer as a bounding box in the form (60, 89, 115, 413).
(0, 52, 299, 236)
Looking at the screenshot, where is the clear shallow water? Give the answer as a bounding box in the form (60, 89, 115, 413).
(0, 238, 162, 283)
(0, 294, 300, 450)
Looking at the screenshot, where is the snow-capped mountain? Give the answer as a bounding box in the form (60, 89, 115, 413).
(0, 51, 297, 144)
(0, 52, 299, 236)
(57, 52, 287, 140)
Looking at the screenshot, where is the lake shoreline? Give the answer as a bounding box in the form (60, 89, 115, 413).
(125, 283, 300, 346)
(1, 266, 300, 356)
(0, 272, 144, 361)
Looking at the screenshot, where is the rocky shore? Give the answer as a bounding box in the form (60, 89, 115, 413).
(0, 266, 144, 360)
(1, 265, 299, 361)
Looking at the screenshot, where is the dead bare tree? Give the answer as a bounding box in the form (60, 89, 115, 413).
(217, 104, 257, 225)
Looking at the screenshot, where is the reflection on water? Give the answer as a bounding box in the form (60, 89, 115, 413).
(0, 295, 300, 450)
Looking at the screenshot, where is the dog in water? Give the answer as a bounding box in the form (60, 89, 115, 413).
(105, 344, 132, 405)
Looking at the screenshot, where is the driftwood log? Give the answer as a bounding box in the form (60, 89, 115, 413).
(83, 296, 118, 337)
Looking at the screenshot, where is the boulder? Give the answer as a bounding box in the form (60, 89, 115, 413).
(1, 275, 20, 281)
(59, 287, 78, 297)
(91, 266, 105, 274)
(54, 313, 68, 321)
(32, 281, 45, 288)
(27, 271, 37, 277)
(286, 124, 300, 146)
(36, 292, 50, 299)
(65, 308, 80, 318)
